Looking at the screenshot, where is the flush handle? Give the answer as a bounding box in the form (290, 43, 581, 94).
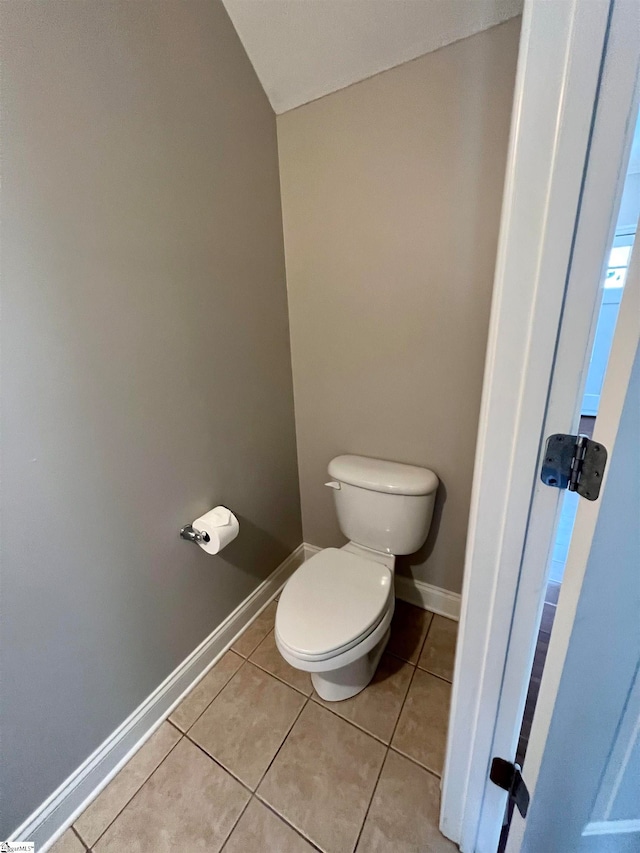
(324, 481, 341, 490)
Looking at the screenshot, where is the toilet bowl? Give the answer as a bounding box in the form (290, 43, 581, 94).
(275, 545, 395, 701)
(276, 455, 438, 701)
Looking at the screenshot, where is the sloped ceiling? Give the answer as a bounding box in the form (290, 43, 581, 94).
(222, 0, 523, 114)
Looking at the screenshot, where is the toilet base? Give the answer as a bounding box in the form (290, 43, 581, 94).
(311, 627, 390, 702)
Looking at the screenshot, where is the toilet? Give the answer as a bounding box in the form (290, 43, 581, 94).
(275, 455, 439, 701)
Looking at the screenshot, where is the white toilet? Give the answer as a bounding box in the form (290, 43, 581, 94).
(275, 455, 439, 701)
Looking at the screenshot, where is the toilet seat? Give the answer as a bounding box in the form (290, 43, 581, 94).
(275, 548, 393, 661)
(276, 610, 386, 663)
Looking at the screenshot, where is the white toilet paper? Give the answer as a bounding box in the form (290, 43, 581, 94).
(192, 506, 239, 555)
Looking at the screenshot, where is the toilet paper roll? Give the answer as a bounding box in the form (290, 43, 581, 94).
(192, 506, 239, 555)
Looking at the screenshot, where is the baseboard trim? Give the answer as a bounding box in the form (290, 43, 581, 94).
(302, 542, 461, 621)
(302, 542, 322, 560)
(394, 575, 461, 621)
(12, 544, 305, 852)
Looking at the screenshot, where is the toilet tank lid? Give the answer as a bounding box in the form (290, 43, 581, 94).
(328, 455, 439, 496)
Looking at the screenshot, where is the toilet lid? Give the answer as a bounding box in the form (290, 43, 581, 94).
(276, 548, 392, 659)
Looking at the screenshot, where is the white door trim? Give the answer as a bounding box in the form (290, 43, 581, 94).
(501, 2, 640, 846)
(507, 211, 640, 852)
(439, 1, 613, 850)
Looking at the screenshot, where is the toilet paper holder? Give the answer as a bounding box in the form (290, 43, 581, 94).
(180, 524, 210, 544)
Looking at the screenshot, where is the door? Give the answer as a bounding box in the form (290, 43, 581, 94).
(485, 3, 640, 845)
(506, 230, 640, 851)
(440, 1, 640, 850)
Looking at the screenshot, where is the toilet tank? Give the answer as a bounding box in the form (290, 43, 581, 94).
(327, 455, 439, 555)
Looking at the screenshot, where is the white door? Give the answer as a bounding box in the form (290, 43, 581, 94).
(440, 1, 640, 850)
(506, 231, 640, 851)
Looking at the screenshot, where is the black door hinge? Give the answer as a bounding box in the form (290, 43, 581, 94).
(540, 433, 608, 501)
(490, 757, 530, 818)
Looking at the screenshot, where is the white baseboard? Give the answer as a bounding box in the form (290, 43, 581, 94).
(394, 575, 461, 621)
(12, 544, 305, 852)
(303, 542, 460, 621)
(302, 542, 322, 560)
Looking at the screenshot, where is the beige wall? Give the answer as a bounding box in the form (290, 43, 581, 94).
(1, 0, 300, 835)
(278, 18, 520, 593)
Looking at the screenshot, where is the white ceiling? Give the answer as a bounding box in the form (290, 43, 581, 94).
(222, 0, 523, 114)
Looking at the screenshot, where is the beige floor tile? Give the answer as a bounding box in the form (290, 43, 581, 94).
(190, 662, 305, 790)
(231, 601, 277, 658)
(74, 721, 181, 846)
(170, 651, 243, 732)
(392, 669, 451, 776)
(417, 615, 457, 682)
(314, 653, 413, 743)
(222, 798, 315, 853)
(50, 829, 85, 853)
(258, 701, 386, 853)
(249, 629, 313, 695)
(387, 600, 433, 664)
(356, 750, 457, 852)
(94, 738, 249, 853)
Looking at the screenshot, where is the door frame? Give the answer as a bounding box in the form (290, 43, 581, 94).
(439, 1, 640, 850)
(504, 5, 640, 841)
(508, 233, 640, 848)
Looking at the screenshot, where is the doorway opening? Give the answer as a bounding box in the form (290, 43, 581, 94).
(498, 110, 640, 852)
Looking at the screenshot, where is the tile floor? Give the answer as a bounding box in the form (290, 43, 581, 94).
(52, 598, 458, 853)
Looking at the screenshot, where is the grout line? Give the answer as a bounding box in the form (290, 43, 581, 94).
(70, 825, 86, 849)
(218, 793, 253, 853)
(254, 797, 324, 852)
(166, 719, 184, 735)
(388, 659, 419, 747)
(181, 687, 308, 799)
(84, 733, 184, 848)
(306, 694, 390, 746)
(242, 656, 313, 699)
(419, 610, 436, 652)
(352, 652, 421, 851)
(254, 696, 310, 791)
(414, 665, 453, 685)
(80, 606, 451, 852)
(181, 731, 255, 795)
(250, 688, 414, 852)
(252, 693, 400, 851)
(387, 607, 434, 669)
(249, 660, 313, 698)
(352, 744, 388, 853)
(174, 657, 250, 735)
(196, 697, 315, 849)
(387, 744, 443, 780)
(411, 613, 457, 683)
(384, 659, 448, 781)
(247, 637, 314, 698)
(230, 602, 277, 659)
(384, 649, 418, 667)
(302, 649, 414, 742)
